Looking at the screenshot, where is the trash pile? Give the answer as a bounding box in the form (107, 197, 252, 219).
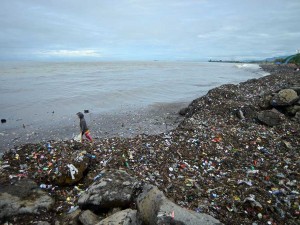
(0, 140, 97, 219)
(1, 141, 93, 185)
(0, 64, 299, 225)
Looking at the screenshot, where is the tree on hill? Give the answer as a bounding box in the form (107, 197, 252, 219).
(287, 53, 300, 65)
(284, 53, 300, 65)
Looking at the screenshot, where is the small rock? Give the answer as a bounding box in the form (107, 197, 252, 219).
(61, 208, 81, 225)
(36, 221, 51, 225)
(293, 111, 300, 123)
(285, 105, 300, 116)
(79, 210, 101, 225)
(259, 94, 272, 109)
(179, 107, 189, 116)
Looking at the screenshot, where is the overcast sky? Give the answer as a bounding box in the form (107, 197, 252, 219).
(0, 0, 299, 61)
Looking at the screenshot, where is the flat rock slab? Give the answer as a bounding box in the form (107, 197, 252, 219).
(97, 209, 139, 225)
(78, 169, 140, 210)
(137, 184, 222, 225)
(0, 179, 54, 220)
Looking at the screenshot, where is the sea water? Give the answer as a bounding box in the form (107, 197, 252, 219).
(0, 61, 267, 130)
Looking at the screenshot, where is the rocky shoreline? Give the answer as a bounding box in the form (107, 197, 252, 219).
(0, 64, 299, 225)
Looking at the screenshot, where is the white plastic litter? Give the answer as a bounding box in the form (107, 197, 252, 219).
(74, 133, 82, 142)
(67, 164, 78, 180)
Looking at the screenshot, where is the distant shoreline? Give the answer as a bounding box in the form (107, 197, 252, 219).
(208, 60, 245, 63)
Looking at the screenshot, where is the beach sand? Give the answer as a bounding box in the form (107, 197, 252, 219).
(0, 102, 188, 153)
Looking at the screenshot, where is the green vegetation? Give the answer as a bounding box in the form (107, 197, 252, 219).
(274, 57, 285, 64)
(286, 53, 300, 65)
(272, 53, 300, 65)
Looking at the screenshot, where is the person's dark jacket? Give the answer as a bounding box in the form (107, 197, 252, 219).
(77, 112, 88, 134)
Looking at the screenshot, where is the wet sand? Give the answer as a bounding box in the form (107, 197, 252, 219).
(0, 102, 188, 153)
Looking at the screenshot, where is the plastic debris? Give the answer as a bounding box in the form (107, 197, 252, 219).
(243, 195, 263, 209)
(46, 143, 52, 152)
(102, 156, 112, 167)
(67, 205, 79, 214)
(85, 153, 96, 159)
(257, 213, 262, 219)
(247, 170, 259, 175)
(40, 184, 52, 189)
(237, 179, 253, 186)
(74, 133, 82, 142)
(93, 172, 105, 181)
(67, 164, 78, 180)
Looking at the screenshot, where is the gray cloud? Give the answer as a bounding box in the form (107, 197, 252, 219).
(0, 0, 299, 60)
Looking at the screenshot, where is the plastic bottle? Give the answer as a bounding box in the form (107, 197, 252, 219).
(46, 143, 52, 152)
(86, 154, 96, 159)
(93, 173, 104, 181)
(40, 184, 52, 189)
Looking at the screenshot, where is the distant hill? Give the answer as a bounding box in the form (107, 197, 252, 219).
(265, 55, 288, 62)
(264, 53, 300, 65)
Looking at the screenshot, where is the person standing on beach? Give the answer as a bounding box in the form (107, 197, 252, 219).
(76, 112, 93, 143)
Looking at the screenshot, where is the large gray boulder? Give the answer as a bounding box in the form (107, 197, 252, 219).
(0, 179, 54, 220)
(271, 89, 299, 106)
(137, 184, 222, 225)
(97, 209, 139, 225)
(257, 109, 285, 126)
(78, 169, 140, 210)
